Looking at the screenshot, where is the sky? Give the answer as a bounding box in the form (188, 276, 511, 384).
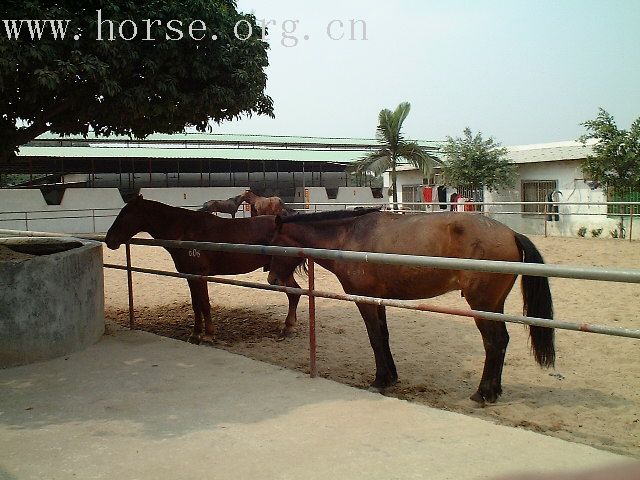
(212, 0, 640, 146)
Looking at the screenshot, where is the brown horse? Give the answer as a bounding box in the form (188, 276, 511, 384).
(243, 190, 297, 217)
(105, 195, 302, 342)
(267, 209, 555, 404)
(199, 193, 246, 218)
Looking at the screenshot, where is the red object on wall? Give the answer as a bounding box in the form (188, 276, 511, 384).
(422, 187, 433, 203)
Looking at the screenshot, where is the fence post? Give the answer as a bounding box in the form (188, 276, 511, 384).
(125, 243, 135, 329)
(308, 258, 317, 378)
(543, 203, 548, 237)
(630, 205, 634, 242)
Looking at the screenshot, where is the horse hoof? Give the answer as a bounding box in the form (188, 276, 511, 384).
(201, 334, 215, 345)
(367, 379, 396, 394)
(470, 391, 486, 406)
(277, 328, 295, 341)
(188, 334, 202, 345)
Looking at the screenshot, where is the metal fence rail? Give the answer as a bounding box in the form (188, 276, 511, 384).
(2, 228, 639, 378)
(103, 262, 640, 340)
(117, 236, 640, 284)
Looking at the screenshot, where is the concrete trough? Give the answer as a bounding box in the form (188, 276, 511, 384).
(0, 236, 104, 368)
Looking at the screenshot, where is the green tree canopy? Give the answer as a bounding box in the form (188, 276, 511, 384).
(351, 102, 438, 206)
(0, 0, 274, 161)
(442, 127, 515, 192)
(579, 108, 640, 190)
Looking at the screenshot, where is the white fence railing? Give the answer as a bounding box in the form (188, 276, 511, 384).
(1, 200, 638, 239)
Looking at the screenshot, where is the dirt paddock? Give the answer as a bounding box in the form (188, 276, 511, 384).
(103, 235, 640, 458)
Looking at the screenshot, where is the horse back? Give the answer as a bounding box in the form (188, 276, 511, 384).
(332, 212, 521, 299)
(349, 211, 520, 261)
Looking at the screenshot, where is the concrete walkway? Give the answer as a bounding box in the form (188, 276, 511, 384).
(0, 327, 629, 480)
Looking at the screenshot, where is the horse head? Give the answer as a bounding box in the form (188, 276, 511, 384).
(242, 190, 257, 205)
(105, 195, 147, 249)
(267, 215, 306, 286)
(199, 200, 215, 213)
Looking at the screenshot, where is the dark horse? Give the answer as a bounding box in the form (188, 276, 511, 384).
(243, 190, 297, 217)
(267, 209, 555, 404)
(199, 193, 246, 218)
(105, 195, 302, 342)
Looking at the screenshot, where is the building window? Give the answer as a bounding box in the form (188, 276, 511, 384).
(401, 184, 428, 211)
(521, 180, 557, 214)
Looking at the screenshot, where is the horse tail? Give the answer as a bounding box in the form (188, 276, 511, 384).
(514, 232, 555, 368)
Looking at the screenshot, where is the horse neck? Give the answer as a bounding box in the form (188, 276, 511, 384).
(282, 220, 349, 251)
(141, 201, 194, 240)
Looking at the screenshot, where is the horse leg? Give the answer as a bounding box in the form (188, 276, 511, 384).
(356, 302, 398, 391)
(279, 276, 301, 338)
(464, 276, 515, 404)
(186, 279, 204, 344)
(199, 280, 214, 343)
(378, 305, 398, 381)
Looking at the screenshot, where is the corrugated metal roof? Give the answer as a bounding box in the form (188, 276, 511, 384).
(33, 131, 387, 147)
(394, 140, 596, 173)
(18, 145, 365, 163)
(506, 140, 596, 164)
(21, 132, 440, 163)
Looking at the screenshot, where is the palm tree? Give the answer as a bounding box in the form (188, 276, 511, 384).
(352, 102, 439, 208)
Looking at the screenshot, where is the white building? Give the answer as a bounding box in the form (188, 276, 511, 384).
(386, 140, 630, 238)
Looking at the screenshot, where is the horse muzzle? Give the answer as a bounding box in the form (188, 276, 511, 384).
(267, 271, 283, 286)
(104, 237, 121, 250)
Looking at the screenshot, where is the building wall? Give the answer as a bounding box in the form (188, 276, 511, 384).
(0, 185, 390, 233)
(0, 188, 124, 233)
(293, 187, 388, 211)
(393, 160, 624, 238)
(79, 171, 352, 201)
(486, 160, 619, 237)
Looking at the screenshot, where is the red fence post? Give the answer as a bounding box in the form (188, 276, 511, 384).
(308, 258, 317, 378)
(125, 243, 135, 329)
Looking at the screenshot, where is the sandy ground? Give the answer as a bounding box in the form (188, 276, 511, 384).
(0, 244, 33, 261)
(103, 235, 640, 458)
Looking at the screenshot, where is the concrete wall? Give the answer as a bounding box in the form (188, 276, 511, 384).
(0, 237, 104, 367)
(0, 188, 124, 233)
(3, 186, 391, 233)
(293, 187, 388, 211)
(139, 187, 251, 218)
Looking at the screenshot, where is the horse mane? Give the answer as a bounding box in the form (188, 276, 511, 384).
(280, 207, 382, 224)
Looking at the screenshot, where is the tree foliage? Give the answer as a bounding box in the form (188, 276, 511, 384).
(442, 127, 515, 192)
(579, 108, 640, 190)
(351, 102, 438, 206)
(0, 0, 274, 160)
